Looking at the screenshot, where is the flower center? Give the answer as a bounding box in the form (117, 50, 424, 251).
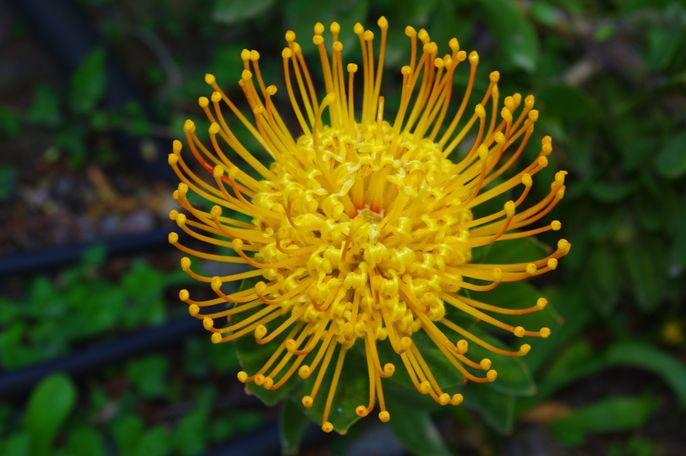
(252, 121, 473, 344)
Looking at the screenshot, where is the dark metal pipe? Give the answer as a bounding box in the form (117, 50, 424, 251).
(0, 228, 171, 277)
(0, 317, 199, 398)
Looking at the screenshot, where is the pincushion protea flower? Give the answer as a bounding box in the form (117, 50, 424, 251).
(168, 17, 570, 432)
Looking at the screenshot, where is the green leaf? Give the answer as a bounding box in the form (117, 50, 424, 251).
(0, 105, 20, 138)
(69, 48, 106, 114)
(25, 373, 77, 456)
(467, 327, 537, 397)
(538, 84, 597, 122)
(63, 427, 106, 456)
(110, 414, 144, 454)
(549, 395, 660, 447)
(279, 399, 310, 455)
(655, 132, 686, 179)
(388, 404, 450, 456)
(174, 391, 213, 456)
(213, 0, 276, 24)
(134, 427, 171, 456)
(0, 165, 18, 201)
(622, 240, 667, 312)
(300, 345, 368, 433)
(482, 0, 539, 72)
(462, 383, 515, 434)
(125, 356, 168, 399)
(27, 85, 61, 126)
(603, 342, 686, 407)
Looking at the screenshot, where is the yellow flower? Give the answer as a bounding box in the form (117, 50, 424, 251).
(168, 18, 570, 432)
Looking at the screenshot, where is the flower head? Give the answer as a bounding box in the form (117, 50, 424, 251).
(169, 18, 570, 432)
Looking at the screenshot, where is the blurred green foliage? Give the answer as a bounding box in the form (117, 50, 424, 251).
(1, 0, 685, 454)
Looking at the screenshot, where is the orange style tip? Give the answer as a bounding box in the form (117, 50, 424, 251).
(210, 205, 222, 218)
(250, 50, 260, 61)
(347, 63, 358, 73)
(537, 297, 548, 309)
(378, 411, 390, 423)
(526, 263, 537, 275)
(210, 332, 222, 344)
(322, 422, 334, 433)
(486, 370, 498, 382)
(312, 34, 324, 45)
(298, 365, 311, 379)
(456, 50, 467, 61)
(383, 363, 395, 376)
(262, 377, 274, 389)
(330, 21, 341, 33)
(417, 28, 429, 43)
(211, 91, 222, 103)
(399, 336, 412, 350)
(281, 47, 292, 59)
(551, 220, 562, 231)
(254, 325, 268, 339)
(168, 209, 178, 220)
(419, 381, 431, 395)
(208, 122, 221, 136)
(355, 405, 368, 417)
(492, 268, 503, 281)
(547, 258, 558, 270)
(513, 326, 526, 338)
(451, 394, 464, 405)
(404, 25, 416, 37)
(183, 119, 195, 133)
(285, 339, 297, 352)
(198, 96, 209, 108)
(167, 232, 179, 244)
(237, 371, 249, 383)
(456, 339, 469, 354)
(490, 70, 500, 82)
(474, 104, 486, 118)
(254, 374, 265, 386)
(187, 304, 199, 317)
(202, 317, 214, 330)
(180, 257, 191, 270)
(537, 155, 549, 167)
(301, 395, 313, 408)
(322, 93, 337, 105)
(266, 85, 277, 96)
(439, 393, 451, 405)
(284, 30, 295, 42)
(542, 135, 553, 144)
(254, 281, 267, 294)
(313, 22, 325, 34)
(172, 139, 182, 154)
(519, 344, 531, 355)
(528, 109, 539, 122)
(540, 327, 552, 338)
(469, 50, 479, 64)
(204, 73, 216, 85)
(558, 239, 571, 251)
(504, 200, 516, 216)
(212, 164, 224, 178)
(494, 131, 505, 144)
(480, 358, 492, 370)
(210, 276, 222, 291)
(240, 48, 251, 61)
(525, 94, 536, 106)
(363, 29, 374, 41)
(233, 238, 244, 250)
(177, 182, 189, 194)
(333, 41, 343, 52)
(175, 213, 186, 226)
(179, 289, 190, 302)
(400, 65, 411, 76)
(353, 22, 364, 35)
(448, 37, 459, 51)
(521, 173, 533, 187)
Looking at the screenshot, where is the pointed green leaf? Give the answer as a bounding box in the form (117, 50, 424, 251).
(279, 399, 310, 455)
(25, 374, 77, 456)
(388, 403, 450, 456)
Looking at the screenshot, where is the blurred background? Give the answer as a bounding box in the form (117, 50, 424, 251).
(1, 0, 685, 454)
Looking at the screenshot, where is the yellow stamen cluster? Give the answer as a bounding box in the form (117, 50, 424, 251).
(168, 17, 570, 432)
